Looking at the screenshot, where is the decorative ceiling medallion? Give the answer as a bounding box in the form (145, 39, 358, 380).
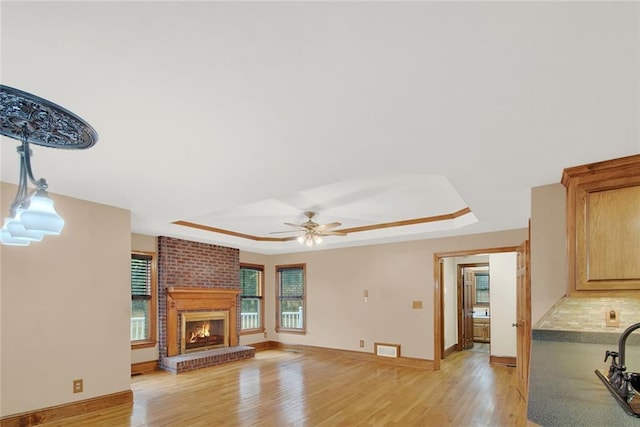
(0, 85, 98, 149)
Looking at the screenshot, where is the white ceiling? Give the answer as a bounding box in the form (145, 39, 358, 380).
(1, 1, 639, 255)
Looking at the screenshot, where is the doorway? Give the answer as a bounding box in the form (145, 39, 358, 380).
(433, 246, 519, 370)
(458, 263, 490, 352)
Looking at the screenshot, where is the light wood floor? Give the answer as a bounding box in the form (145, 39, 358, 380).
(41, 348, 527, 426)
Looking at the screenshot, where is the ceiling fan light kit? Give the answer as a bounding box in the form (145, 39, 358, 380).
(298, 231, 323, 246)
(272, 211, 346, 247)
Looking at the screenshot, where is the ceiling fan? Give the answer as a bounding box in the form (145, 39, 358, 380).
(271, 211, 347, 246)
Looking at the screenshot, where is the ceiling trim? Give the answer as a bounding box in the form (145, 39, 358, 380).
(337, 207, 472, 234)
(172, 207, 472, 242)
(172, 221, 293, 242)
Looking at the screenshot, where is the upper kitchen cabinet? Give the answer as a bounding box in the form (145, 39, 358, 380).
(562, 154, 640, 293)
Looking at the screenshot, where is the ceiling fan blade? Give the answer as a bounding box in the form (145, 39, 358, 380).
(284, 222, 305, 228)
(316, 222, 342, 230)
(269, 230, 301, 235)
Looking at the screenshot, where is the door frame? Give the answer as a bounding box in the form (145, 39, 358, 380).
(433, 246, 518, 370)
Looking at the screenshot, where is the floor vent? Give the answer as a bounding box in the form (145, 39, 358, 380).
(374, 343, 401, 358)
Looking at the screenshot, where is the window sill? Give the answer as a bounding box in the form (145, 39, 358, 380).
(131, 340, 157, 350)
(275, 328, 306, 335)
(240, 329, 265, 336)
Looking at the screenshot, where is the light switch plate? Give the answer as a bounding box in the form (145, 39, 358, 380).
(606, 309, 620, 327)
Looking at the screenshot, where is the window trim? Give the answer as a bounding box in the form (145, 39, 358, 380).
(240, 263, 265, 335)
(275, 263, 306, 334)
(131, 250, 157, 349)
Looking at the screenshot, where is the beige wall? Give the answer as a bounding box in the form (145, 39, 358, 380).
(0, 182, 132, 417)
(264, 228, 527, 360)
(131, 233, 159, 364)
(530, 183, 567, 325)
(131, 233, 157, 253)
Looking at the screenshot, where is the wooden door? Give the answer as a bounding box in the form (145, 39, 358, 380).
(516, 240, 531, 401)
(463, 268, 475, 350)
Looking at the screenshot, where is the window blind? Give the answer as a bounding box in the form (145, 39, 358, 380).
(131, 255, 152, 298)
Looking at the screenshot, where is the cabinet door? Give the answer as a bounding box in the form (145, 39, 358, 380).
(563, 155, 640, 292)
(473, 323, 484, 341)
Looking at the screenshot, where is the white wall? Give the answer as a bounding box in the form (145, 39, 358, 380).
(1, 183, 132, 417)
(489, 252, 517, 357)
(443, 257, 457, 349)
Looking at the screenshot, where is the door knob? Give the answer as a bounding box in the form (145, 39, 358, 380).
(512, 323, 519, 327)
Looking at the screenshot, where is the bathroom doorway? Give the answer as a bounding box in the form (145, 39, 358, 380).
(459, 263, 490, 351)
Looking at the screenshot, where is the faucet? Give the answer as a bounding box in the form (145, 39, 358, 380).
(604, 322, 640, 401)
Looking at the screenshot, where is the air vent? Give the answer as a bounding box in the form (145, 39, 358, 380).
(374, 343, 401, 358)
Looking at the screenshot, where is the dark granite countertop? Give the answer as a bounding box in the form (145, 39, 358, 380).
(528, 331, 640, 426)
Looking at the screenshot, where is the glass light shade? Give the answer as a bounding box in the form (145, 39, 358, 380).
(20, 191, 64, 235)
(6, 209, 45, 241)
(313, 235, 322, 244)
(0, 219, 31, 246)
(297, 235, 305, 244)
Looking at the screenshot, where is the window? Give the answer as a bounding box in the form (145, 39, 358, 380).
(474, 273, 490, 305)
(240, 263, 264, 333)
(131, 251, 157, 348)
(276, 264, 306, 333)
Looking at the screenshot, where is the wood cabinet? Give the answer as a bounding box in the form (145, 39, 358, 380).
(562, 154, 640, 293)
(473, 317, 490, 343)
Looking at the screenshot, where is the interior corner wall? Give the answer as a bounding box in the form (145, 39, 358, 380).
(266, 228, 527, 360)
(0, 182, 132, 417)
(530, 183, 567, 325)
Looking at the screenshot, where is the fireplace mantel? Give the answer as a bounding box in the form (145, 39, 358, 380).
(166, 287, 240, 357)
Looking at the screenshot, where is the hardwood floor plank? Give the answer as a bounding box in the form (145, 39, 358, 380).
(38, 348, 526, 426)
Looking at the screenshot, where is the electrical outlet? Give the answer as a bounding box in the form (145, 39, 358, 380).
(606, 309, 620, 327)
(73, 379, 83, 394)
(359, 340, 364, 348)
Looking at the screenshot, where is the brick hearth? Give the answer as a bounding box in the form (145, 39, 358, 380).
(160, 346, 256, 373)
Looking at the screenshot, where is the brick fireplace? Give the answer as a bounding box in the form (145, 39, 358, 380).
(158, 237, 255, 373)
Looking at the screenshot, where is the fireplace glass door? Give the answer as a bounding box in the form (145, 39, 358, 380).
(181, 311, 229, 354)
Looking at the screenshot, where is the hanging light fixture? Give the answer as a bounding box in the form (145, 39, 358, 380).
(0, 85, 98, 246)
(296, 229, 323, 247)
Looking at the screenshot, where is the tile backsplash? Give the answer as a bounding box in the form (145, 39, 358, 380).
(535, 296, 640, 333)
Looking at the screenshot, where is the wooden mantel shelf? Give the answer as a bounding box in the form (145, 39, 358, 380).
(167, 287, 240, 298)
(166, 287, 240, 357)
